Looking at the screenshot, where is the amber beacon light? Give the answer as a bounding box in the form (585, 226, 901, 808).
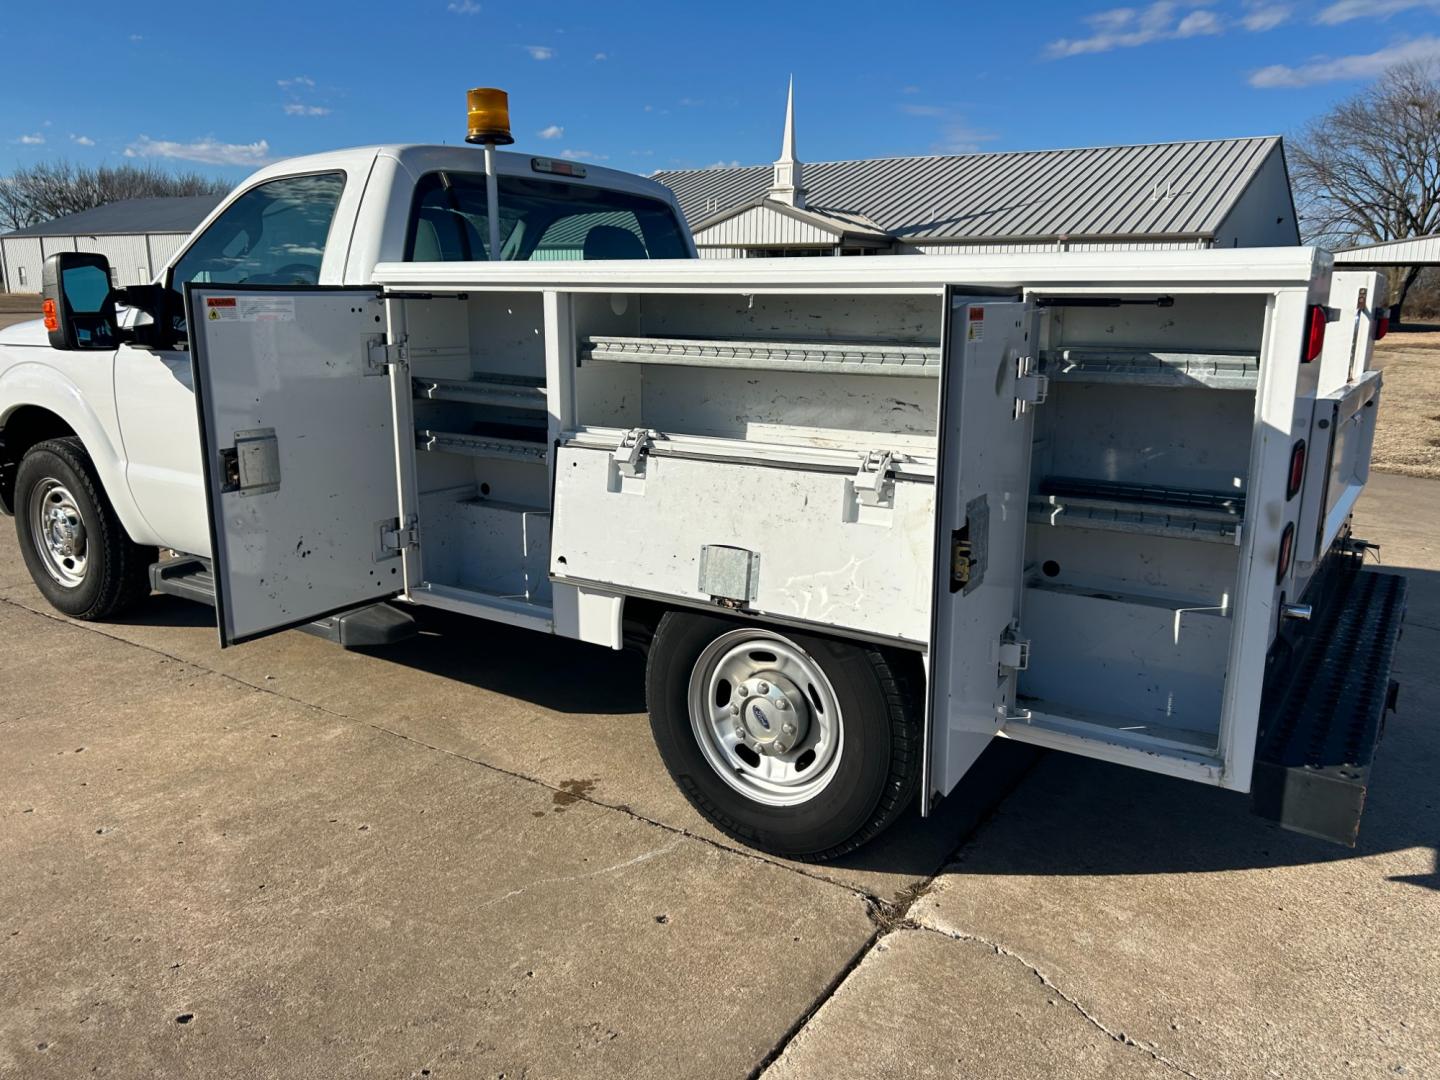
(466, 88, 514, 146)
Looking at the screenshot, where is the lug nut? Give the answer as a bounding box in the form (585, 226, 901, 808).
(736, 686, 749, 698)
(757, 682, 769, 694)
(776, 699, 789, 711)
(782, 723, 796, 735)
(730, 704, 740, 716)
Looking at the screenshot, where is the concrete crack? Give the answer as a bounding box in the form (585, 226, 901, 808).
(919, 923, 1207, 1080)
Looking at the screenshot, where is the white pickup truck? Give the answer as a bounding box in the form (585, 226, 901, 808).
(1, 141, 1408, 860)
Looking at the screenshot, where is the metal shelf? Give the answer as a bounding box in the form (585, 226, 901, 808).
(583, 334, 940, 377)
(1029, 476, 1245, 544)
(413, 373, 547, 409)
(416, 428, 548, 464)
(1041, 347, 1259, 390)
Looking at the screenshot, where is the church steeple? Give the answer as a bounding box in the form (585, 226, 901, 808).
(770, 76, 805, 209)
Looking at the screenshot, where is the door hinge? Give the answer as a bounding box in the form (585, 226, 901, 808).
(998, 626, 1030, 671)
(380, 514, 420, 553)
(854, 449, 896, 507)
(613, 428, 661, 477)
(1013, 354, 1048, 418)
(367, 334, 409, 375)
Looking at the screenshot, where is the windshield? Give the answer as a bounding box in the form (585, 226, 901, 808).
(405, 171, 689, 262)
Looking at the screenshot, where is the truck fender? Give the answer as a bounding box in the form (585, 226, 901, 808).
(0, 362, 155, 545)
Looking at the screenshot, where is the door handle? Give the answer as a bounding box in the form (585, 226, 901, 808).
(221, 427, 281, 496)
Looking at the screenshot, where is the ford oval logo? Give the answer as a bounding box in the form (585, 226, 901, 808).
(750, 703, 771, 730)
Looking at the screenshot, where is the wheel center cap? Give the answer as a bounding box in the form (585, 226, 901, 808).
(739, 673, 809, 755)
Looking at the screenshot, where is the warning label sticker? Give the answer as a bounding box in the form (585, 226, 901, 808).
(205, 296, 295, 323)
(967, 306, 985, 341)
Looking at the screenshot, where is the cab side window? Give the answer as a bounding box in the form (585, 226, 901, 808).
(170, 172, 345, 294)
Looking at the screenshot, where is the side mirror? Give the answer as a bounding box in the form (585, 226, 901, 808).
(41, 252, 119, 350)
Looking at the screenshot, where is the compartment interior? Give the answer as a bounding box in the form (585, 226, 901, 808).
(396, 285, 1270, 762)
(1015, 294, 1268, 755)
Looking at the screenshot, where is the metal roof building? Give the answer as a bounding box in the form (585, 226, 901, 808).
(655, 83, 1300, 258)
(0, 195, 222, 293)
(1334, 234, 1440, 266)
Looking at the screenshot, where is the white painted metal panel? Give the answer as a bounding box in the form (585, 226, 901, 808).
(189, 286, 401, 645)
(926, 295, 1036, 805)
(550, 447, 936, 643)
(1, 237, 43, 291)
(696, 204, 838, 247)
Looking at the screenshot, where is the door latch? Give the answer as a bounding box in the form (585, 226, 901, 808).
(220, 428, 280, 496)
(613, 428, 661, 477)
(998, 626, 1031, 671)
(1013, 354, 1048, 418)
(854, 450, 896, 508)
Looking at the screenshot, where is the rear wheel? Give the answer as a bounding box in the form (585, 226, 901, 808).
(14, 438, 154, 620)
(646, 612, 922, 860)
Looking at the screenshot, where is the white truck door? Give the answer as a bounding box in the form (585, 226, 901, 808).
(925, 292, 1038, 810)
(187, 286, 403, 645)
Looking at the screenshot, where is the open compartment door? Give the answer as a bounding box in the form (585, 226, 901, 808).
(924, 290, 1038, 810)
(188, 286, 404, 646)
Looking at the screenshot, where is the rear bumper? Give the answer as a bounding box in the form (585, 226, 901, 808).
(1251, 546, 1407, 845)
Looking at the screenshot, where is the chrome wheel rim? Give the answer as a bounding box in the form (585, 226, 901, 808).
(28, 479, 89, 589)
(686, 628, 843, 807)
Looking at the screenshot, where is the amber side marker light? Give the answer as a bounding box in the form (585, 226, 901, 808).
(466, 87, 514, 146)
(42, 298, 58, 332)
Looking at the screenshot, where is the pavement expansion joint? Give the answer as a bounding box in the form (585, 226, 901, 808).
(916, 922, 1208, 1080)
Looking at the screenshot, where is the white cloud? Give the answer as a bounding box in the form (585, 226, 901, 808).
(129, 33, 142, 42)
(1317, 0, 1439, 23)
(901, 85, 922, 94)
(706, 159, 742, 169)
(537, 124, 564, 139)
(70, 134, 95, 146)
(1250, 34, 1440, 86)
(899, 103, 947, 117)
(277, 76, 315, 89)
(525, 45, 554, 60)
(593, 51, 608, 60)
(125, 135, 274, 166)
(933, 121, 999, 155)
(15, 133, 45, 145)
(560, 149, 607, 161)
(283, 103, 331, 116)
(1045, 1, 1224, 58)
(1241, 3, 1291, 30)
(447, 0, 481, 11)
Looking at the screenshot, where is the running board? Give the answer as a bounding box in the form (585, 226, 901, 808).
(149, 557, 419, 648)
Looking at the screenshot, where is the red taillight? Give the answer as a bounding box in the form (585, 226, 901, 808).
(1303, 305, 1327, 362)
(1276, 522, 1295, 583)
(1374, 308, 1390, 340)
(42, 298, 58, 332)
(1287, 439, 1306, 500)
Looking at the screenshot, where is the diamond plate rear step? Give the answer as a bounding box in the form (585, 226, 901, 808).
(1252, 560, 1408, 845)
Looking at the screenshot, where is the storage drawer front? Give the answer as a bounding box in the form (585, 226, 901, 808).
(550, 446, 935, 643)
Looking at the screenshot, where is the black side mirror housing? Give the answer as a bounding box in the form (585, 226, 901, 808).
(41, 252, 119, 350)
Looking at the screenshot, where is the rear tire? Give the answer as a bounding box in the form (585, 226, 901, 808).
(14, 438, 154, 620)
(646, 611, 922, 860)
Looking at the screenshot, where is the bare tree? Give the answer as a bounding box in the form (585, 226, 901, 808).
(0, 161, 230, 232)
(1290, 60, 1440, 323)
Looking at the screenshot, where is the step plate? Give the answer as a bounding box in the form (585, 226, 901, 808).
(1252, 563, 1408, 845)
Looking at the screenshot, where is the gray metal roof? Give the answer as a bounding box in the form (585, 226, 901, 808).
(1335, 234, 1440, 265)
(655, 137, 1287, 244)
(1, 195, 223, 239)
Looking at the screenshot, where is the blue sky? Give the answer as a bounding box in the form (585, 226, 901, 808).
(3, 0, 1438, 179)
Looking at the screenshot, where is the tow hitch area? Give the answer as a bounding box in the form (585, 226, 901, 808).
(1252, 560, 1408, 845)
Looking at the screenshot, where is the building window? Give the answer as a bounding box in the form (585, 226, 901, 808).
(16, 265, 26, 288)
(746, 247, 834, 258)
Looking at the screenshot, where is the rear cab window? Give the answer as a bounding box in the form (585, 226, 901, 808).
(405, 171, 688, 262)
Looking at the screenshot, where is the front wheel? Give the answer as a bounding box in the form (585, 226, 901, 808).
(14, 438, 154, 620)
(646, 612, 922, 860)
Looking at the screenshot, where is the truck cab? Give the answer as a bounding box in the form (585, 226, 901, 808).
(0, 144, 692, 559)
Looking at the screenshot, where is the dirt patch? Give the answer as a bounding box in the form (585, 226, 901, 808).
(1370, 324, 1440, 479)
